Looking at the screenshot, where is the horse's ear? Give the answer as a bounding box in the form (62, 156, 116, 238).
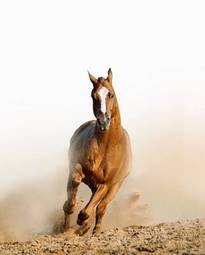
(107, 68, 113, 82)
(88, 71, 97, 86)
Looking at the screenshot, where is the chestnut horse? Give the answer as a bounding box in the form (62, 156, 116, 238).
(63, 68, 131, 235)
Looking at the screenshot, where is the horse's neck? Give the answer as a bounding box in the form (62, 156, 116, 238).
(112, 98, 121, 127)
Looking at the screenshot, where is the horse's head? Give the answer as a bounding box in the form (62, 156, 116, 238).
(88, 68, 115, 132)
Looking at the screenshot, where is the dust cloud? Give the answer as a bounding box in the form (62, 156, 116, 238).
(0, 82, 205, 241)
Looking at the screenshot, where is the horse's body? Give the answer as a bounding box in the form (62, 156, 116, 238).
(63, 69, 131, 235)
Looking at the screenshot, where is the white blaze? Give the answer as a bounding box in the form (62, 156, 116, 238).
(98, 87, 109, 114)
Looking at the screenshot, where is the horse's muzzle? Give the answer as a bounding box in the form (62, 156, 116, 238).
(97, 115, 110, 131)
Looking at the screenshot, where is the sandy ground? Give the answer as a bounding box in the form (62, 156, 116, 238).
(0, 218, 204, 255)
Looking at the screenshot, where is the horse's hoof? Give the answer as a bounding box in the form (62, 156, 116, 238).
(63, 224, 71, 232)
(75, 225, 90, 236)
(77, 210, 89, 225)
(92, 226, 101, 235)
(64, 228, 75, 236)
(75, 228, 84, 236)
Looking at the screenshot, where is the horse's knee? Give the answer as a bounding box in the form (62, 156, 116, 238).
(63, 200, 76, 214)
(71, 175, 81, 188)
(70, 164, 84, 187)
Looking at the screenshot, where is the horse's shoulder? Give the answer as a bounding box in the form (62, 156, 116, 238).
(70, 120, 96, 143)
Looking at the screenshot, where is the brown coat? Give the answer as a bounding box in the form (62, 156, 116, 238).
(63, 68, 131, 235)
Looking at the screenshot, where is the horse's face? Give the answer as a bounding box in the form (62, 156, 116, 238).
(88, 68, 115, 131)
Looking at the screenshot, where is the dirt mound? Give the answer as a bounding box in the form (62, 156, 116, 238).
(0, 219, 204, 254)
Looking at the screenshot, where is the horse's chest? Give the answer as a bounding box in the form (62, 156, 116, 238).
(82, 141, 106, 180)
(85, 144, 104, 172)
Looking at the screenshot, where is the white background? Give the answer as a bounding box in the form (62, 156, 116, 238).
(0, 0, 205, 224)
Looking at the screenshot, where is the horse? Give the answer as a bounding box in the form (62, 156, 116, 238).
(63, 68, 132, 235)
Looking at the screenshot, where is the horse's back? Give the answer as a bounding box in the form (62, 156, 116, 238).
(70, 120, 95, 143)
(122, 127, 132, 174)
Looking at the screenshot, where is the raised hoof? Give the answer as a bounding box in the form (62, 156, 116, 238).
(77, 210, 89, 225)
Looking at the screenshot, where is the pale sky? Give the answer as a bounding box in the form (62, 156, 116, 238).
(0, 0, 205, 221)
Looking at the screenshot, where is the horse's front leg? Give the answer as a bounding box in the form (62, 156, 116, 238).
(75, 184, 108, 235)
(63, 163, 84, 231)
(93, 182, 122, 234)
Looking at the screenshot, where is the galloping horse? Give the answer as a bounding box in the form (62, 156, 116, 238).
(63, 68, 131, 235)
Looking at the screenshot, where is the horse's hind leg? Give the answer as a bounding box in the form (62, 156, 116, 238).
(93, 182, 122, 234)
(63, 163, 84, 231)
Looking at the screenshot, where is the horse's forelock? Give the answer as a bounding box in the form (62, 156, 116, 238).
(97, 77, 105, 83)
